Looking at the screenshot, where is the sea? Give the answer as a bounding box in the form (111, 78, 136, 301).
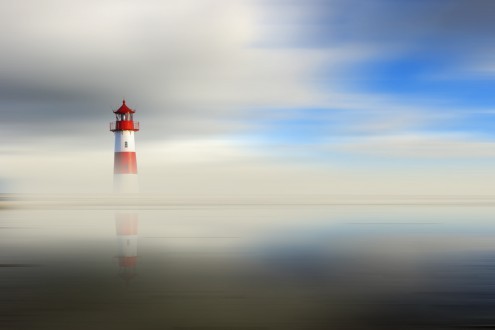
(1, 194, 495, 329)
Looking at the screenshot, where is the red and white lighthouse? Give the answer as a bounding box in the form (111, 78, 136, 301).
(110, 100, 140, 193)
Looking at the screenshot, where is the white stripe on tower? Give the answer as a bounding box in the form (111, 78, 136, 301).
(110, 100, 140, 193)
(115, 131, 136, 152)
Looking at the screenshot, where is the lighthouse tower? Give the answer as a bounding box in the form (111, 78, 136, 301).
(110, 100, 140, 193)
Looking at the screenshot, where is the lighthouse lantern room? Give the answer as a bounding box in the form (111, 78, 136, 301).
(110, 100, 140, 193)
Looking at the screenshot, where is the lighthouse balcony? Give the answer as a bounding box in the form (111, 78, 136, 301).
(110, 121, 140, 131)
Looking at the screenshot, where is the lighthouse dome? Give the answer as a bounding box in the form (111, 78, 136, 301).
(113, 100, 135, 114)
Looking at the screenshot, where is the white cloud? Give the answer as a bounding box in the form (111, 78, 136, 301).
(2, 0, 495, 195)
(334, 133, 495, 158)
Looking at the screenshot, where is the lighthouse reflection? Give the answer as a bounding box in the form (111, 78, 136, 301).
(115, 212, 138, 284)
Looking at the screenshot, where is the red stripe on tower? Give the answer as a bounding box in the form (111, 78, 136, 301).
(114, 152, 138, 174)
(110, 100, 140, 193)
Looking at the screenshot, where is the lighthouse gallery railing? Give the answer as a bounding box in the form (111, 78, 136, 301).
(110, 121, 140, 131)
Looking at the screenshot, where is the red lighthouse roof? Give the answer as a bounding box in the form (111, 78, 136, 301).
(113, 100, 135, 114)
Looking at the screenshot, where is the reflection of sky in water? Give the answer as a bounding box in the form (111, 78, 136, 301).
(2, 204, 495, 329)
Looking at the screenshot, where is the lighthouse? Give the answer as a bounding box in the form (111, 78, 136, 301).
(110, 100, 140, 193)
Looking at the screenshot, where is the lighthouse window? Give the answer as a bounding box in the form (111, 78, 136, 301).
(124, 141, 128, 148)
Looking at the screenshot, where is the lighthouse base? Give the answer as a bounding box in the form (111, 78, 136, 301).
(114, 174, 139, 193)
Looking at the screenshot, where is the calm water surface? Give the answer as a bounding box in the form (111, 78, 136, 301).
(1, 202, 495, 329)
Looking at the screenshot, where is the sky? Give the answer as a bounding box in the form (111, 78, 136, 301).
(2, 0, 495, 194)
